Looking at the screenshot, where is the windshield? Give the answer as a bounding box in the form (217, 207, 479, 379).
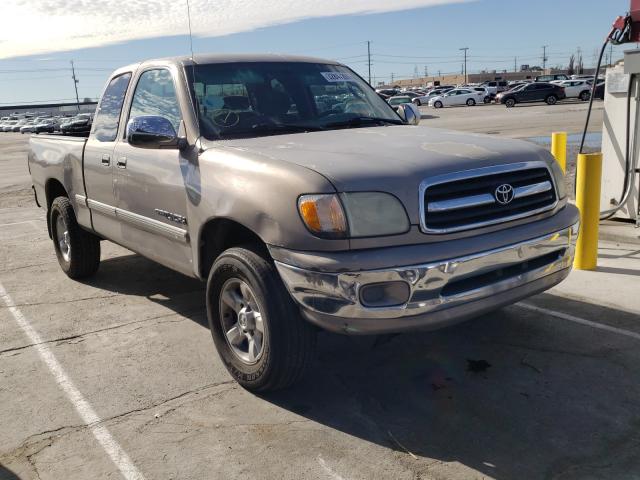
(187, 62, 401, 140)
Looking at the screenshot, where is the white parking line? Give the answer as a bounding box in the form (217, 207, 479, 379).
(517, 302, 640, 341)
(0, 281, 146, 480)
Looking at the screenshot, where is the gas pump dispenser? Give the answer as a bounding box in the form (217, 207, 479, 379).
(593, 0, 640, 224)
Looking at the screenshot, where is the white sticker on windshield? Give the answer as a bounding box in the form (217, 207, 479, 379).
(321, 72, 355, 82)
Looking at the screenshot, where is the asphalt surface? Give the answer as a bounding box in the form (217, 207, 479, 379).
(2, 99, 640, 480)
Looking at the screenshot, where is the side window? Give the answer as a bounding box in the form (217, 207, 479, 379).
(93, 73, 131, 142)
(129, 69, 182, 133)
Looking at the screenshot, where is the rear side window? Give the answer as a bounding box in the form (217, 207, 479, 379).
(93, 73, 132, 142)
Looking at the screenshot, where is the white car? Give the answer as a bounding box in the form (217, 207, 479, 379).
(412, 89, 448, 106)
(556, 80, 592, 101)
(428, 88, 486, 108)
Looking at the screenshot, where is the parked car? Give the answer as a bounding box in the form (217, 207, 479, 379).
(387, 95, 413, 110)
(34, 118, 60, 134)
(60, 114, 93, 134)
(496, 82, 566, 107)
(479, 80, 509, 96)
(10, 119, 29, 132)
(556, 80, 593, 101)
(20, 120, 38, 134)
(376, 88, 398, 99)
(470, 87, 492, 103)
(28, 54, 578, 392)
(594, 81, 606, 100)
(2, 120, 18, 132)
(535, 74, 569, 83)
(413, 89, 448, 106)
(428, 88, 486, 108)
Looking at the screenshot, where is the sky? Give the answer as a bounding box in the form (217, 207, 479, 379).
(0, 0, 630, 105)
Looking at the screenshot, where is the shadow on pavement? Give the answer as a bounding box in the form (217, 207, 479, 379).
(84, 254, 640, 479)
(0, 464, 20, 480)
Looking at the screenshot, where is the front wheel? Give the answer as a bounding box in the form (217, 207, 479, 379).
(545, 95, 558, 105)
(206, 247, 317, 392)
(466, 98, 476, 106)
(433, 101, 443, 109)
(50, 197, 100, 279)
(413, 99, 422, 106)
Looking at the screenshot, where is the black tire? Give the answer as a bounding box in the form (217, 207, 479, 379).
(505, 98, 516, 108)
(206, 247, 317, 392)
(50, 196, 100, 279)
(484, 96, 491, 104)
(545, 95, 558, 105)
(433, 100, 443, 109)
(466, 98, 476, 106)
(579, 90, 591, 101)
(414, 99, 422, 106)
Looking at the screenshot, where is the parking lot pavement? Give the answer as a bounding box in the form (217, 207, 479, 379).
(1, 199, 640, 479)
(420, 100, 604, 138)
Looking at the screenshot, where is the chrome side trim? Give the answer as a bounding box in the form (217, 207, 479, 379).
(428, 180, 553, 213)
(419, 161, 559, 234)
(86, 198, 188, 243)
(115, 207, 189, 243)
(75, 194, 87, 206)
(276, 224, 577, 320)
(87, 198, 116, 217)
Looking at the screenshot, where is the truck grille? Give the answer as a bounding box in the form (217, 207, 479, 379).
(421, 165, 557, 233)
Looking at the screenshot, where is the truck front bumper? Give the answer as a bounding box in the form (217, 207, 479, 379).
(274, 218, 580, 335)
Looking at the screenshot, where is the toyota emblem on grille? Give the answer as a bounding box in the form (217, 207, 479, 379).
(494, 184, 515, 205)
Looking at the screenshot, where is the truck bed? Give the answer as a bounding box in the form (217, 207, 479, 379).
(29, 134, 88, 216)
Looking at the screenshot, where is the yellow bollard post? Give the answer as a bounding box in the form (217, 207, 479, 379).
(551, 132, 567, 173)
(574, 152, 603, 270)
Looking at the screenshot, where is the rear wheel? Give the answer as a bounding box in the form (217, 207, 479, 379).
(505, 98, 516, 108)
(545, 95, 558, 105)
(50, 197, 100, 279)
(433, 101, 443, 109)
(579, 90, 591, 101)
(466, 98, 476, 106)
(206, 247, 317, 392)
(414, 99, 422, 106)
(484, 96, 491, 104)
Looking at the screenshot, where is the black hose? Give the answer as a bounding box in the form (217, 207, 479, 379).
(579, 40, 609, 154)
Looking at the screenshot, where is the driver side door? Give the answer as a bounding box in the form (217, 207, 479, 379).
(112, 67, 193, 275)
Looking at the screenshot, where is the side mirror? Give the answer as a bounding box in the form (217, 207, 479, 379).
(126, 116, 187, 150)
(396, 103, 421, 125)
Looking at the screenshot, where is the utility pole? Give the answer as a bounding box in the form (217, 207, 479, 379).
(70, 60, 80, 111)
(459, 47, 469, 84)
(542, 45, 548, 71)
(390, 72, 394, 84)
(514, 56, 517, 72)
(367, 41, 372, 84)
(424, 65, 428, 78)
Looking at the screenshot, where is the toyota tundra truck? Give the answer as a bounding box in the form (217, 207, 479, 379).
(28, 54, 579, 392)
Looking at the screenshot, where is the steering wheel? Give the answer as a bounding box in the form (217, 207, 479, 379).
(210, 109, 240, 128)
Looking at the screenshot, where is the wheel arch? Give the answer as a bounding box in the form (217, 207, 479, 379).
(197, 217, 269, 280)
(44, 178, 68, 238)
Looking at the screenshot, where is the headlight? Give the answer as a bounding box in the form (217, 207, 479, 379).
(298, 194, 348, 239)
(549, 160, 567, 199)
(340, 192, 409, 237)
(298, 192, 410, 238)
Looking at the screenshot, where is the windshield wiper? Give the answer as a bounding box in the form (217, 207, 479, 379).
(323, 116, 404, 129)
(250, 123, 325, 134)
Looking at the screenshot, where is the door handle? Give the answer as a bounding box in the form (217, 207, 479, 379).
(117, 157, 127, 169)
(101, 154, 110, 166)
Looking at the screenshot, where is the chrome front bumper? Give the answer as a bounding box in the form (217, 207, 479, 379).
(275, 223, 579, 334)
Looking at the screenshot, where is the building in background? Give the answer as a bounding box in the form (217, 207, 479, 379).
(0, 101, 97, 118)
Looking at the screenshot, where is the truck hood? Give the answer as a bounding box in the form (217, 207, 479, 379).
(209, 125, 555, 222)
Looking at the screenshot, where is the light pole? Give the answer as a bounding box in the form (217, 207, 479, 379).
(459, 47, 469, 84)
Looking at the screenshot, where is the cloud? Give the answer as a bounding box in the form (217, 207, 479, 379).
(2, 0, 470, 59)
